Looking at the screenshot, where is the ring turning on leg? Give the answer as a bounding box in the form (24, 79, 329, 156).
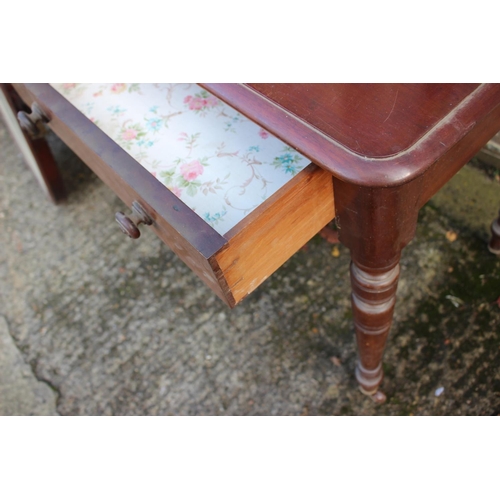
(350, 260, 400, 399)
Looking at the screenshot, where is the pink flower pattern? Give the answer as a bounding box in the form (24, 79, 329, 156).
(180, 160, 204, 181)
(184, 93, 219, 112)
(122, 128, 137, 141)
(50, 83, 310, 234)
(111, 83, 127, 94)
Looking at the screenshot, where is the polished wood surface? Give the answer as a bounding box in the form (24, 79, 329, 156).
(205, 82, 500, 400)
(9, 82, 500, 401)
(247, 84, 480, 157)
(202, 83, 500, 187)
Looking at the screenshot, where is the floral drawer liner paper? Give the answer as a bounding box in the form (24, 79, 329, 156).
(50, 83, 311, 235)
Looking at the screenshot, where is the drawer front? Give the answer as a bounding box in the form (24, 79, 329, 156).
(13, 83, 231, 304)
(12, 83, 335, 307)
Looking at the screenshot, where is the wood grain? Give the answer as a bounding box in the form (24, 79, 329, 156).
(216, 164, 335, 304)
(12, 83, 235, 304)
(202, 83, 500, 187)
(11, 84, 335, 308)
(11, 82, 500, 399)
(246, 84, 479, 157)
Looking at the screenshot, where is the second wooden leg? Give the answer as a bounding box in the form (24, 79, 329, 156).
(0, 84, 66, 204)
(488, 210, 500, 255)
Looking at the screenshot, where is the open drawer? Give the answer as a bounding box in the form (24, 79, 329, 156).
(12, 83, 335, 307)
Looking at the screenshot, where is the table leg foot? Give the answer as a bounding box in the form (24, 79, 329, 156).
(356, 362, 387, 403)
(358, 385, 387, 404)
(488, 210, 500, 255)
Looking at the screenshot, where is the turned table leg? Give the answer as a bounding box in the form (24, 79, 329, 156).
(351, 258, 400, 403)
(488, 210, 500, 255)
(333, 178, 421, 402)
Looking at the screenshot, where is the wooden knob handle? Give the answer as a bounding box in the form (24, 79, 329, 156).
(115, 201, 152, 239)
(115, 212, 141, 238)
(17, 102, 49, 139)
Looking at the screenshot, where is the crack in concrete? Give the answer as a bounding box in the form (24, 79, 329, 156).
(0, 315, 60, 416)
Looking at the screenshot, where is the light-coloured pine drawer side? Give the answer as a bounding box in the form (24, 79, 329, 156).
(214, 164, 335, 305)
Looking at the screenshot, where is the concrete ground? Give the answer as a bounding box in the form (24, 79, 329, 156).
(1, 118, 499, 416)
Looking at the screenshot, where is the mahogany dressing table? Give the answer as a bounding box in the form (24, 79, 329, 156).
(2, 83, 500, 403)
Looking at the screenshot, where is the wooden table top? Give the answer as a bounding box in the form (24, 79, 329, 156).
(246, 84, 479, 157)
(202, 83, 500, 188)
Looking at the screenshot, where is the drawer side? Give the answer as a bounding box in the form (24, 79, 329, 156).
(216, 165, 335, 305)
